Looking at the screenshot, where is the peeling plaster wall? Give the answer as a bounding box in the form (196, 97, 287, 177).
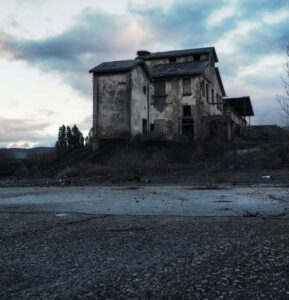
(201, 65, 224, 117)
(130, 66, 150, 136)
(149, 76, 203, 139)
(97, 72, 131, 138)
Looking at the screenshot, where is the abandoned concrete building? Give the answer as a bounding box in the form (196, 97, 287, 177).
(89, 47, 254, 148)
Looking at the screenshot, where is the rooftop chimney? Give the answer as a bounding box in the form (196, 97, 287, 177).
(137, 50, 151, 57)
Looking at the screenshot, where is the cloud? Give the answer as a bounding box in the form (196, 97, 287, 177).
(0, 116, 55, 148)
(0, 9, 151, 96)
(0, 0, 288, 127)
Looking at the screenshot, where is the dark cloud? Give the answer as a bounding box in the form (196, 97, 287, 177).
(131, 0, 289, 71)
(0, 0, 288, 127)
(0, 116, 55, 147)
(0, 9, 142, 96)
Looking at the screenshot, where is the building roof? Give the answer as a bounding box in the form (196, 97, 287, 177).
(89, 60, 139, 74)
(137, 47, 218, 62)
(149, 61, 209, 78)
(224, 97, 254, 117)
(89, 59, 152, 81)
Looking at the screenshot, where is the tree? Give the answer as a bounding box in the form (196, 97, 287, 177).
(55, 124, 84, 157)
(85, 128, 93, 145)
(55, 125, 67, 156)
(71, 125, 84, 149)
(276, 45, 289, 124)
(66, 126, 73, 152)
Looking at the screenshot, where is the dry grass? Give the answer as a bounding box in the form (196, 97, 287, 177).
(57, 149, 170, 178)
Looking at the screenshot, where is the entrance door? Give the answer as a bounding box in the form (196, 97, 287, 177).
(182, 119, 194, 138)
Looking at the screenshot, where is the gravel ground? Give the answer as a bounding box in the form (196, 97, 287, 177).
(1, 212, 289, 299)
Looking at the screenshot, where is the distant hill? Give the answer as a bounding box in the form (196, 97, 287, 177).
(0, 147, 54, 159)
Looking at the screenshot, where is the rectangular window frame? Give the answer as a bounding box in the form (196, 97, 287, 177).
(154, 80, 166, 96)
(183, 105, 192, 117)
(183, 78, 191, 96)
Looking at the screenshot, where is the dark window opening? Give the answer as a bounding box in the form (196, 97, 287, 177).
(143, 119, 148, 135)
(211, 88, 214, 104)
(183, 105, 191, 117)
(154, 80, 166, 95)
(194, 54, 200, 61)
(169, 56, 177, 62)
(183, 78, 191, 95)
(182, 119, 194, 138)
(143, 86, 146, 95)
(201, 80, 205, 97)
(206, 83, 209, 103)
(150, 124, 154, 132)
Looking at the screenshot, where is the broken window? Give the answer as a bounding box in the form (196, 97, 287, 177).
(154, 80, 166, 95)
(143, 86, 146, 95)
(206, 83, 209, 103)
(211, 89, 214, 104)
(201, 80, 205, 97)
(183, 105, 191, 117)
(169, 57, 177, 63)
(150, 124, 154, 132)
(183, 78, 191, 95)
(194, 54, 200, 61)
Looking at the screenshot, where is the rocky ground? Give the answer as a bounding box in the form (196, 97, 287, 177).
(1, 213, 289, 299)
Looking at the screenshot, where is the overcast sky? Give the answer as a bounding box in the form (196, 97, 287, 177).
(0, 0, 288, 148)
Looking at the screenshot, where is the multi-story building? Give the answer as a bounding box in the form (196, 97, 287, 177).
(89, 47, 253, 149)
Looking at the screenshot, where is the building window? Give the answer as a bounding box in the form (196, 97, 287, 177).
(206, 83, 209, 103)
(217, 95, 220, 109)
(150, 124, 154, 132)
(143, 86, 146, 95)
(183, 78, 191, 95)
(183, 105, 191, 117)
(143, 119, 148, 135)
(154, 80, 166, 95)
(211, 89, 214, 104)
(194, 54, 200, 61)
(169, 57, 177, 63)
(201, 80, 205, 97)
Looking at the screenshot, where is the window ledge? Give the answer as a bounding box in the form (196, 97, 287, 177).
(183, 93, 192, 96)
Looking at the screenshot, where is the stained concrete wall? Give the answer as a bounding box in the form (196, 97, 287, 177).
(130, 65, 150, 136)
(149, 76, 203, 139)
(96, 72, 131, 138)
(200, 65, 224, 118)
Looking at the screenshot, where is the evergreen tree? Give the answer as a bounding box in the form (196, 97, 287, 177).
(85, 128, 93, 145)
(55, 125, 67, 156)
(71, 125, 84, 150)
(66, 126, 73, 152)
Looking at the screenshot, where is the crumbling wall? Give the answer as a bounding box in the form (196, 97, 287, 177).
(130, 65, 150, 137)
(97, 73, 131, 138)
(149, 78, 178, 139)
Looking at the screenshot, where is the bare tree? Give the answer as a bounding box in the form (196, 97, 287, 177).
(276, 45, 289, 124)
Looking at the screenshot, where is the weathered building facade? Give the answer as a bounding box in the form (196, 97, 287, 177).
(89, 47, 253, 149)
